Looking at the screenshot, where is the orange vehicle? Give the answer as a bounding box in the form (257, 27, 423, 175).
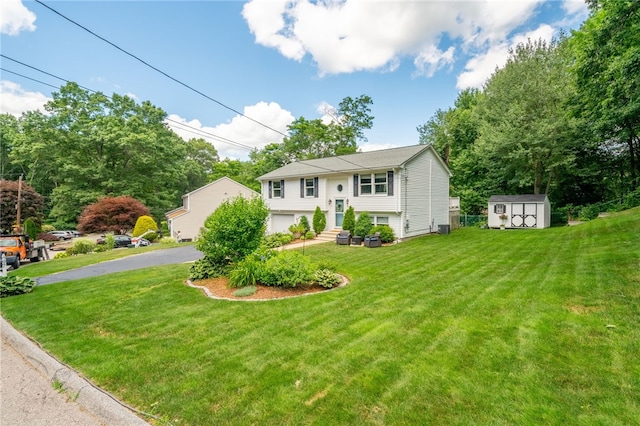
(0, 234, 47, 270)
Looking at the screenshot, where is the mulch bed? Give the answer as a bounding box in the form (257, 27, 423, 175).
(186, 275, 349, 301)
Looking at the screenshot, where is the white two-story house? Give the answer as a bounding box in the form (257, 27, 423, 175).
(257, 144, 452, 240)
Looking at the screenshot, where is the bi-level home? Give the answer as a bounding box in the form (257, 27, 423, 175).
(257, 144, 452, 240)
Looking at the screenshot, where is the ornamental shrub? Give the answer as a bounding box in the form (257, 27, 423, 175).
(66, 239, 96, 255)
(229, 257, 263, 288)
(0, 275, 36, 297)
(370, 225, 395, 243)
(314, 269, 341, 289)
(132, 215, 159, 242)
(260, 251, 316, 288)
(24, 218, 39, 240)
(354, 212, 372, 237)
(342, 206, 355, 234)
(189, 256, 229, 280)
(299, 215, 311, 233)
(196, 196, 269, 264)
(312, 206, 326, 234)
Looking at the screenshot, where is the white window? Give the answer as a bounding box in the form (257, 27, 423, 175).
(360, 175, 372, 195)
(374, 216, 389, 225)
(374, 173, 387, 194)
(272, 181, 282, 198)
(360, 173, 388, 195)
(494, 204, 506, 214)
(305, 178, 315, 197)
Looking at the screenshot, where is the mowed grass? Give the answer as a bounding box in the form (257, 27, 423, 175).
(1, 208, 639, 425)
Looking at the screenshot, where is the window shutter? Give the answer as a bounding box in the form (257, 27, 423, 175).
(314, 177, 319, 198)
(353, 174, 359, 197)
(268, 181, 272, 199)
(387, 171, 394, 196)
(280, 180, 285, 198)
(300, 178, 304, 198)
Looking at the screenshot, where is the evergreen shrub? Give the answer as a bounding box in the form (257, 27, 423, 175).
(132, 215, 159, 242)
(370, 225, 395, 243)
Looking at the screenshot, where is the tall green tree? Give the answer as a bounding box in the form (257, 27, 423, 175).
(183, 138, 220, 192)
(9, 83, 189, 223)
(571, 0, 640, 192)
(474, 37, 578, 196)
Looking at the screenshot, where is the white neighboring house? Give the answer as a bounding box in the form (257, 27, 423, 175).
(165, 177, 258, 241)
(488, 194, 551, 229)
(257, 144, 452, 240)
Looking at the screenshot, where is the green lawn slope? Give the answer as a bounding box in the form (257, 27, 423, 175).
(2, 207, 639, 425)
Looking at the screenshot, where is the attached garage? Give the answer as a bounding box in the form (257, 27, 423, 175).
(270, 213, 295, 233)
(488, 195, 551, 229)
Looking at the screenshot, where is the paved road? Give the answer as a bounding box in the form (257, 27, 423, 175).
(36, 245, 203, 285)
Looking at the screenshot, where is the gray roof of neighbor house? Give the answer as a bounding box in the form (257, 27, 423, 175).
(258, 144, 449, 180)
(489, 194, 549, 203)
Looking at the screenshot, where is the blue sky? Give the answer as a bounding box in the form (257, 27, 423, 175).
(1, 0, 589, 160)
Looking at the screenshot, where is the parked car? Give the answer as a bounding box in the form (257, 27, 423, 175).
(96, 235, 132, 248)
(48, 231, 73, 241)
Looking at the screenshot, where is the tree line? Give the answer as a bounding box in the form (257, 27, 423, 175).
(1, 0, 637, 228)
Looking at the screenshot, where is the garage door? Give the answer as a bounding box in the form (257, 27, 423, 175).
(271, 214, 295, 233)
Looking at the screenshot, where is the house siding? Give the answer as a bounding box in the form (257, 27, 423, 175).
(403, 150, 450, 238)
(168, 178, 257, 240)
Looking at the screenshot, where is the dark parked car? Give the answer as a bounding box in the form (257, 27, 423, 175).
(96, 235, 132, 247)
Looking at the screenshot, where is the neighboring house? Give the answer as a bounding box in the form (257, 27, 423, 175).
(165, 177, 258, 241)
(488, 194, 551, 229)
(257, 144, 452, 240)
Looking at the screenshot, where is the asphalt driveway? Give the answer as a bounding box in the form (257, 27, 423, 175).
(35, 245, 203, 286)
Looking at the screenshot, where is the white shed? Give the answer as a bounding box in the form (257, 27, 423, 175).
(488, 195, 551, 229)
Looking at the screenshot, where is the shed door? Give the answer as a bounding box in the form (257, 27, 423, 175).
(511, 203, 537, 228)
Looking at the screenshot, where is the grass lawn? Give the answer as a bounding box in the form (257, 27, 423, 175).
(1, 208, 639, 425)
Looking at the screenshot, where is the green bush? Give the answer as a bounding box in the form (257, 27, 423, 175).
(354, 212, 373, 237)
(196, 196, 269, 264)
(229, 257, 263, 288)
(263, 232, 292, 248)
(278, 233, 293, 246)
(579, 204, 600, 221)
(313, 206, 326, 234)
(342, 206, 356, 234)
(303, 231, 315, 240)
(314, 269, 341, 289)
(233, 286, 257, 297)
(299, 215, 311, 234)
(54, 251, 70, 259)
(132, 215, 158, 242)
(260, 251, 316, 288)
(66, 238, 96, 255)
(189, 256, 229, 281)
(370, 225, 395, 243)
(24, 218, 39, 240)
(0, 276, 36, 297)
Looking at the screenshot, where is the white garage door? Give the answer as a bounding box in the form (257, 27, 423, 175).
(271, 214, 295, 233)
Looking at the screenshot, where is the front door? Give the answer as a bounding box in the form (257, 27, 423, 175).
(335, 199, 345, 227)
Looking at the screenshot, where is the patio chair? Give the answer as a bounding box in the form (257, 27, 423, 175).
(364, 232, 381, 248)
(336, 230, 351, 245)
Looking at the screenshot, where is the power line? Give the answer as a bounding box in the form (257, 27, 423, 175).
(33, 0, 288, 138)
(0, 57, 257, 152)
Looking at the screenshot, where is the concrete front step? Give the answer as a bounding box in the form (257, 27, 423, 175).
(314, 229, 341, 242)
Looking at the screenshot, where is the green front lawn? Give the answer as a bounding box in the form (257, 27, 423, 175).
(2, 209, 639, 425)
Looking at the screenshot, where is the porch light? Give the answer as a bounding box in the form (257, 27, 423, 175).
(328, 199, 332, 205)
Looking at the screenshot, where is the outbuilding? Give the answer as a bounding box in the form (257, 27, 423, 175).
(488, 194, 551, 229)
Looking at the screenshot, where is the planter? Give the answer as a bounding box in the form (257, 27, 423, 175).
(351, 236, 363, 245)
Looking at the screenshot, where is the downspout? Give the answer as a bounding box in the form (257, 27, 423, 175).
(429, 159, 433, 233)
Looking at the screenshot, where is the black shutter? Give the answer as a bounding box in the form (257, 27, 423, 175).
(387, 171, 394, 196)
(280, 180, 285, 198)
(353, 174, 359, 197)
(268, 181, 272, 199)
(300, 178, 304, 198)
(314, 177, 319, 198)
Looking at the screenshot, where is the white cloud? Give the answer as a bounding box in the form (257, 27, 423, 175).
(456, 23, 557, 89)
(562, 0, 589, 16)
(166, 102, 295, 161)
(0, 81, 50, 116)
(0, 0, 36, 35)
(242, 0, 546, 76)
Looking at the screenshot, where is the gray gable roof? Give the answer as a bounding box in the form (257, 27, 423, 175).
(489, 194, 548, 203)
(258, 144, 442, 180)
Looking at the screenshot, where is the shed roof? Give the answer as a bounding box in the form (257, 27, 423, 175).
(489, 194, 549, 203)
(258, 144, 450, 180)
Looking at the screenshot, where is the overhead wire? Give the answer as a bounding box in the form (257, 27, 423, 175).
(33, 0, 288, 139)
(0, 55, 258, 152)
